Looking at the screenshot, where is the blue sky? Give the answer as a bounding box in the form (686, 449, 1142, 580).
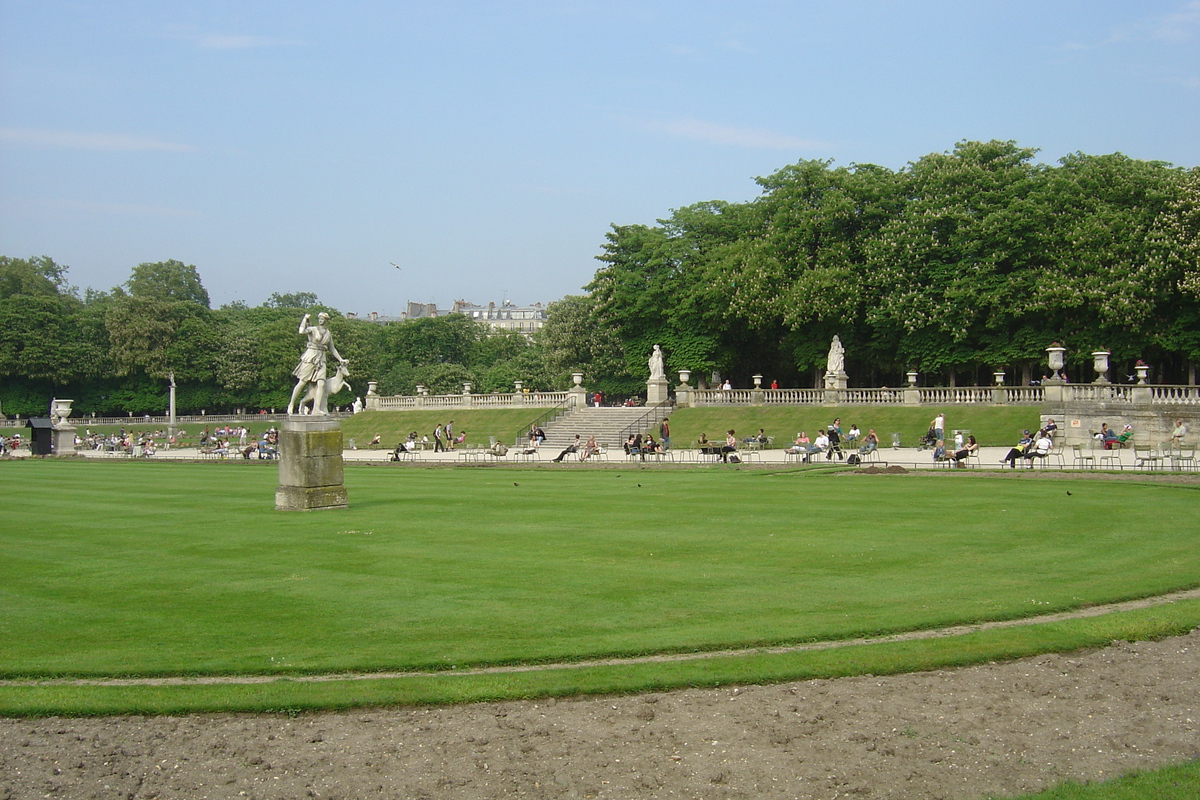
(2, 1, 1198, 315)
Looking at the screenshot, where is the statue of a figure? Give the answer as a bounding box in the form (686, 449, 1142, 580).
(826, 335, 845, 375)
(287, 312, 349, 415)
(648, 344, 665, 380)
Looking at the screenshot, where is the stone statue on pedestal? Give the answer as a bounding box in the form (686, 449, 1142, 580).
(287, 312, 349, 415)
(824, 335, 848, 390)
(648, 344, 665, 380)
(826, 335, 845, 374)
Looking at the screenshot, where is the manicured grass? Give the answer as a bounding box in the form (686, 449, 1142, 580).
(990, 759, 1200, 799)
(3, 460, 1198, 682)
(666, 405, 1041, 447)
(339, 408, 541, 448)
(4, 599, 1198, 717)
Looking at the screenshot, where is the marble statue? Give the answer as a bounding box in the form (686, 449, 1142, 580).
(287, 312, 349, 415)
(648, 344, 665, 380)
(826, 335, 845, 375)
(352, 396, 363, 414)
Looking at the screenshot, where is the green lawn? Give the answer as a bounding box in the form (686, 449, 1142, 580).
(3, 460, 1198, 684)
(992, 760, 1200, 799)
(665, 405, 1041, 448)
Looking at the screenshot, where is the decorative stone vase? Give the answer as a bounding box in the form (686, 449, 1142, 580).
(752, 374, 763, 389)
(1047, 344, 1066, 373)
(906, 371, 918, 387)
(678, 369, 691, 386)
(993, 371, 1005, 386)
(462, 383, 472, 395)
(1135, 363, 1149, 384)
(1091, 351, 1111, 384)
(50, 399, 74, 426)
(572, 372, 583, 387)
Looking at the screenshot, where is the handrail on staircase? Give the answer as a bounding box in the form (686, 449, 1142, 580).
(508, 397, 575, 446)
(615, 401, 676, 443)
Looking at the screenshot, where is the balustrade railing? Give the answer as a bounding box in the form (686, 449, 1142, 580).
(1065, 384, 1132, 403)
(370, 391, 569, 411)
(1151, 386, 1200, 405)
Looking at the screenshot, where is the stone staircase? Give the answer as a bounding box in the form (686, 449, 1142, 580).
(538, 406, 672, 451)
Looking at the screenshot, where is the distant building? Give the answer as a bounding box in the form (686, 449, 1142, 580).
(451, 300, 547, 334)
(347, 300, 547, 333)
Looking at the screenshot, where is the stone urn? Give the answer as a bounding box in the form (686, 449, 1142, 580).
(1091, 351, 1111, 384)
(1047, 344, 1066, 373)
(50, 399, 74, 428)
(1135, 362, 1150, 384)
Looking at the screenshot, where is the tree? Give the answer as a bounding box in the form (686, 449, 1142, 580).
(0, 255, 69, 299)
(265, 291, 320, 309)
(125, 259, 210, 308)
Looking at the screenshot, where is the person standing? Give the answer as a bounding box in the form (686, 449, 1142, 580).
(445, 420, 454, 450)
(826, 424, 843, 461)
(659, 417, 671, 451)
(932, 412, 945, 442)
(433, 424, 446, 452)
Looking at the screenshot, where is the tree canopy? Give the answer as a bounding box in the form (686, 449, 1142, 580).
(2, 139, 1197, 414)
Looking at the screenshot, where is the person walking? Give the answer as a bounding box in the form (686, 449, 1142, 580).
(659, 417, 671, 451)
(433, 424, 446, 452)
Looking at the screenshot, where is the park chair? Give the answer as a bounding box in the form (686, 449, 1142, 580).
(1071, 444, 1095, 470)
(1038, 440, 1067, 470)
(1132, 445, 1163, 471)
(1168, 444, 1196, 472)
(1097, 443, 1124, 470)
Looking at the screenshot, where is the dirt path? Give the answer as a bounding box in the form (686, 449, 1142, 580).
(3, 627, 1198, 799)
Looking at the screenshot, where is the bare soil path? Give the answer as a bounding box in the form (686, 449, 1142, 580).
(3, 626, 1198, 799)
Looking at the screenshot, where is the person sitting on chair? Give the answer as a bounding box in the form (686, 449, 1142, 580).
(1001, 430, 1035, 468)
(948, 435, 978, 468)
(859, 429, 880, 455)
(552, 434, 581, 462)
(721, 430, 738, 463)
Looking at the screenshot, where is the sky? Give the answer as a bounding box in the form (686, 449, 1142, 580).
(1, 1, 1198, 316)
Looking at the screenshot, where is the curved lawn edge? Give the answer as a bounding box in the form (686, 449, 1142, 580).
(4, 595, 1199, 718)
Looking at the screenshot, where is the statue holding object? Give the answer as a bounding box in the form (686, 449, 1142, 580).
(287, 312, 350, 415)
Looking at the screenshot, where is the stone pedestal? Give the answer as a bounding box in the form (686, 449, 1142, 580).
(276, 418, 348, 511)
(823, 370, 848, 390)
(646, 377, 669, 405)
(51, 425, 76, 456)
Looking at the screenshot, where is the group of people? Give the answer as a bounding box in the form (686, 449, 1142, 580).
(784, 418, 879, 462)
(998, 428, 1052, 468)
(552, 434, 600, 462)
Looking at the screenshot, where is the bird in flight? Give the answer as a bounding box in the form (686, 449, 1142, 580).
(389, 262, 402, 270)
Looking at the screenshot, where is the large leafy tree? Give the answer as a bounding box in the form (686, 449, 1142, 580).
(125, 259, 210, 307)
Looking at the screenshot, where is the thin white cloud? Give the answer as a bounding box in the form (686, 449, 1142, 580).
(1105, 0, 1200, 43)
(649, 118, 827, 150)
(195, 34, 300, 50)
(1145, 0, 1200, 41)
(0, 127, 195, 152)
